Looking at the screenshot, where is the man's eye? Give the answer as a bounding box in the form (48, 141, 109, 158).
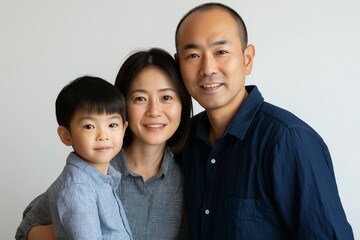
(84, 124, 94, 129)
(109, 123, 118, 128)
(186, 53, 199, 59)
(217, 50, 228, 55)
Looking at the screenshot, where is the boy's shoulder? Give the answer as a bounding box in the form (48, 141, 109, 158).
(46, 163, 94, 198)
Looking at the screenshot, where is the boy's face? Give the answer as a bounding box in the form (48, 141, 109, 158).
(59, 110, 127, 170)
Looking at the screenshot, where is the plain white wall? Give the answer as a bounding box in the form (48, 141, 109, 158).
(1, 0, 359, 239)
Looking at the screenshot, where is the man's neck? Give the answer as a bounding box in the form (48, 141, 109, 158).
(206, 89, 248, 145)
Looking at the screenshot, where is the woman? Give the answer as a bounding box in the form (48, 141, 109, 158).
(15, 48, 192, 240)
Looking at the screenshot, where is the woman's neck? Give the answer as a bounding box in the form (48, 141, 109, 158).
(124, 141, 165, 182)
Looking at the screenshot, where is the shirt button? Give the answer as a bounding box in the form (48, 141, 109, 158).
(205, 209, 210, 215)
(210, 159, 216, 164)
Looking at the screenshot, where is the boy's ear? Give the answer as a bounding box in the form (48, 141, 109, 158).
(57, 126, 72, 146)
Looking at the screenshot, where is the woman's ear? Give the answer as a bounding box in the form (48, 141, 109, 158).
(57, 126, 72, 146)
(244, 44, 255, 75)
(174, 53, 179, 63)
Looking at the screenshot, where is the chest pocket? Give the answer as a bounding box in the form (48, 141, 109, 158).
(224, 197, 263, 239)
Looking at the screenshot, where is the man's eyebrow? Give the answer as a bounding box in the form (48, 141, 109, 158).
(183, 43, 200, 50)
(183, 40, 228, 50)
(211, 39, 228, 47)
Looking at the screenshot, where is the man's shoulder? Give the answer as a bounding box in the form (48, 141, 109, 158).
(256, 101, 323, 142)
(260, 101, 309, 128)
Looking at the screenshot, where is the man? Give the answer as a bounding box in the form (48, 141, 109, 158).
(175, 2, 353, 239)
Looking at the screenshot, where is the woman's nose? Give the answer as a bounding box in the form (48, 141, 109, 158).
(146, 99, 162, 117)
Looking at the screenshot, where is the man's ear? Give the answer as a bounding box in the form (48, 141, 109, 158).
(244, 44, 255, 75)
(57, 126, 72, 146)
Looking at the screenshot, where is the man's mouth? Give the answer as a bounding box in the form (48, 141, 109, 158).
(201, 83, 222, 89)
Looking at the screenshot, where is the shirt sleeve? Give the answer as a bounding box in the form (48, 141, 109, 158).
(270, 127, 354, 239)
(50, 183, 101, 239)
(15, 192, 52, 240)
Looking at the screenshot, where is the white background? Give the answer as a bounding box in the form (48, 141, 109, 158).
(1, 0, 359, 239)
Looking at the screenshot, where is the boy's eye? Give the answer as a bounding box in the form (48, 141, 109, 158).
(84, 124, 94, 129)
(109, 123, 118, 128)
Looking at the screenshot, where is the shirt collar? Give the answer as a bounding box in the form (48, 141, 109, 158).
(196, 85, 264, 141)
(116, 147, 173, 179)
(67, 152, 121, 187)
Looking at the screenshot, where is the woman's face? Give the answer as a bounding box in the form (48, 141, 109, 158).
(126, 66, 182, 147)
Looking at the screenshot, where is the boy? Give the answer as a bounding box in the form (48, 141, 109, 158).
(46, 76, 132, 239)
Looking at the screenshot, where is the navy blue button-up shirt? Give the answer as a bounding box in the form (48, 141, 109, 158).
(178, 86, 353, 239)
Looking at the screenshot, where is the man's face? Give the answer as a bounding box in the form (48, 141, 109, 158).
(176, 8, 254, 113)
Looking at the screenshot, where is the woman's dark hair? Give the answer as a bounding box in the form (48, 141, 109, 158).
(115, 48, 192, 154)
(56, 76, 126, 130)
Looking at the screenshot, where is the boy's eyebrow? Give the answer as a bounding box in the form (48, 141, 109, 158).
(107, 114, 122, 120)
(78, 115, 94, 121)
(183, 39, 228, 50)
(78, 114, 121, 121)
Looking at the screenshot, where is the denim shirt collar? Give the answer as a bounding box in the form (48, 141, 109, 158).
(196, 85, 264, 142)
(66, 152, 121, 187)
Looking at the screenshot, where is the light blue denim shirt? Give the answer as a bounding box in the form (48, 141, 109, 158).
(46, 152, 133, 240)
(15, 149, 187, 240)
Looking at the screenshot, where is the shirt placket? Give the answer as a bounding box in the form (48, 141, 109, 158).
(201, 138, 223, 239)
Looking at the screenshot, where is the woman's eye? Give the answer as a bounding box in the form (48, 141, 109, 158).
(134, 96, 146, 102)
(109, 123, 118, 128)
(163, 95, 173, 101)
